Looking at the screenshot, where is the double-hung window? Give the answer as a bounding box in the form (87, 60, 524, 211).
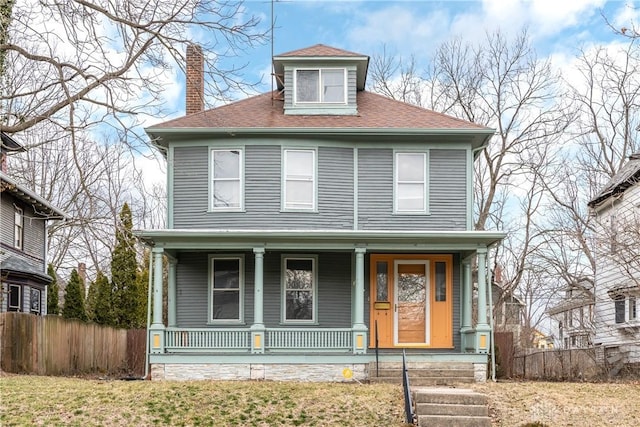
(283, 257, 316, 322)
(283, 149, 315, 210)
(295, 69, 345, 104)
(14, 206, 23, 249)
(210, 257, 243, 323)
(395, 152, 427, 213)
(8, 284, 21, 312)
(211, 149, 243, 210)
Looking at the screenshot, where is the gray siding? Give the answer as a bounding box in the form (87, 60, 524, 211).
(175, 251, 352, 328)
(173, 145, 354, 229)
(358, 148, 467, 230)
(1, 193, 46, 268)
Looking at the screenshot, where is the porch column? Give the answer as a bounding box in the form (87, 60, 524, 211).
(461, 259, 474, 352)
(150, 247, 165, 354)
(251, 248, 265, 354)
(475, 247, 490, 354)
(167, 259, 177, 328)
(352, 248, 367, 354)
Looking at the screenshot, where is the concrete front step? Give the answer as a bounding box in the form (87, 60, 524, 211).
(413, 388, 491, 427)
(417, 415, 491, 427)
(370, 361, 474, 370)
(373, 368, 475, 377)
(416, 403, 488, 417)
(370, 376, 474, 386)
(413, 388, 487, 405)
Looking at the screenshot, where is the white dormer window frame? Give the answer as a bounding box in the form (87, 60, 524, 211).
(294, 68, 347, 104)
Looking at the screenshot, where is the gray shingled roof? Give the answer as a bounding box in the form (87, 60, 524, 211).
(588, 153, 640, 208)
(1, 172, 67, 219)
(0, 254, 53, 283)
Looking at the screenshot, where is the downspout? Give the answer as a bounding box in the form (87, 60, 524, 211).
(487, 244, 497, 382)
(144, 246, 153, 379)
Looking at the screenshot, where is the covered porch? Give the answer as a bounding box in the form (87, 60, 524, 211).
(139, 229, 504, 361)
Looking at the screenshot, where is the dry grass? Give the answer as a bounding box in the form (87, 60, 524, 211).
(0, 375, 408, 427)
(474, 380, 640, 426)
(1, 375, 638, 426)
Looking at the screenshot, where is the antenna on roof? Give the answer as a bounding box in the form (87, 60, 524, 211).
(271, 0, 275, 105)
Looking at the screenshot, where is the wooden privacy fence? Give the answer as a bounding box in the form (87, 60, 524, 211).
(0, 312, 146, 377)
(513, 348, 600, 380)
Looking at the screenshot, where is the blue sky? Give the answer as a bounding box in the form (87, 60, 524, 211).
(228, 0, 637, 92)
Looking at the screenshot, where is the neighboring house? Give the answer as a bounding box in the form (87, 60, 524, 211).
(139, 44, 505, 382)
(588, 153, 640, 370)
(0, 132, 66, 315)
(531, 329, 554, 350)
(492, 266, 525, 347)
(547, 280, 595, 349)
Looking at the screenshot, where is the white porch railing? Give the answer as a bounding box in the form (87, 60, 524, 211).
(163, 328, 353, 353)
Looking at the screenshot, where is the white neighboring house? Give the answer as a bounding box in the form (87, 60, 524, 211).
(588, 153, 640, 372)
(547, 279, 595, 349)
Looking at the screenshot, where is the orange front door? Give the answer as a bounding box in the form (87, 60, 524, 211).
(369, 254, 453, 349)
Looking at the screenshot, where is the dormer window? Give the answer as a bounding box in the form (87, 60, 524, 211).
(295, 69, 345, 104)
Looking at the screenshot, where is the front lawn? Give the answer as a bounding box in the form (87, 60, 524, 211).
(0, 375, 407, 426)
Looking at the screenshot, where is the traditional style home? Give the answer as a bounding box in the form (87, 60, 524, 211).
(547, 279, 595, 349)
(139, 44, 505, 382)
(588, 153, 640, 372)
(0, 132, 66, 315)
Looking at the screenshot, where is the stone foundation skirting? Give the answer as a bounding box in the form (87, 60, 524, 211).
(473, 362, 487, 382)
(152, 363, 367, 382)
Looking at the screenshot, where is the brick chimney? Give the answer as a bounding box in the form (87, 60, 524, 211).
(185, 44, 204, 115)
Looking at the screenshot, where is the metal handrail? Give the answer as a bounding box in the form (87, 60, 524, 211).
(402, 349, 415, 425)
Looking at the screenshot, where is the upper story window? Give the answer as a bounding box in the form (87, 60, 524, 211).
(295, 69, 346, 104)
(14, 206, 23, 249)
(283, 149, 316, 211)
(394, 152, 427, 214)
(614, 295, 625, 324)
(210, 256, 243, 323)
(211, 149, 243, 211)
(282, 256, 317, 323)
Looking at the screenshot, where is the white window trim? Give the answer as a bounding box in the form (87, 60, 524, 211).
(14, 206, 23, 249)
(281, 255, 318, 324)
(293, 68, 347, 105)
(282, 148, 317, 211)
(210, 148, 244, 212)
(208, 255, 245, 324)
(393, 151, 429, 214)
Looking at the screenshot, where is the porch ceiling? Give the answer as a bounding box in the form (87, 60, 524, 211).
(136, 229, 505, 252)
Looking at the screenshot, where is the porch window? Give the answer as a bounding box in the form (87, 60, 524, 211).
(283, 149, 315, 210)
(30, 288, 41, 315)
(14, 206, 23, 249)
(210, 257, 243, 323)
(394, 152, 427, 213)
(282, 256, 316, 322)
(211, 149, 243, 210)
(295, 69, 345, 104)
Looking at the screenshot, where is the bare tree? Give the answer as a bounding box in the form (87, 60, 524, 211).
(369, 28, 573, 347)
(1, 0, 268, 136)
(7, 122, 163, 280)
